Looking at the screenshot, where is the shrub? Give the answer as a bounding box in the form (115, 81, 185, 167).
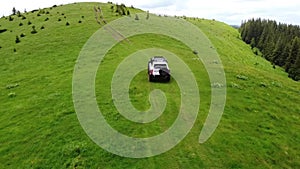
(66, 22, 70, 26)
(13, 48, 17, 52)
(17, 11, 22, 17)
(81, 16, 84, 19)
(20, 33, 26, 37)
(31, 26, 37, 34)
(45, 17, 49, 21)
(19, 22, 23, 26)
(9, 16, 14, 21)
(22, 15, 26, 20)
(135, 14, 139, 20)
(31, 9, 39, 13)
(15, 36, 21, 43)
(41, 25, 45, 29)
(0, 29, 7, 33)
(58, 18, 61, 21)
(78, 20, 82, 23)
(28, 21, 32, 25)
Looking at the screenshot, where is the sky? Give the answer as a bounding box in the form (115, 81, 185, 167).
(1, 0, 300, 26)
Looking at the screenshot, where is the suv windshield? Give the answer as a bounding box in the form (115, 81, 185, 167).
(154, 64, 167, 69)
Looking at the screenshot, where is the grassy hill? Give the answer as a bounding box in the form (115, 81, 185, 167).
(0, 2, 299, 168)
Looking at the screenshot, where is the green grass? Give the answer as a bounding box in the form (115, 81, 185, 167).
(0, 2, 299, 168)
(95, 33, 210, 138)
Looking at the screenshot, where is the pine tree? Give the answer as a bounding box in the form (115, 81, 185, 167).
(285, 37, 300, 72)
(12, 7, 16, 15)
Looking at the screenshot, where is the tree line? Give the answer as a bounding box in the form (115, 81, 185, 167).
(239, 18, 300, 81)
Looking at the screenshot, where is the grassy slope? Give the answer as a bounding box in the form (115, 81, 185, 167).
(0, 2, 299, 168)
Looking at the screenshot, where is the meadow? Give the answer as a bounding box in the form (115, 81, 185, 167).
(0, 2, 299, 168)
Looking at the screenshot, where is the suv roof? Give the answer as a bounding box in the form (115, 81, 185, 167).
(150, 56, 168, 63)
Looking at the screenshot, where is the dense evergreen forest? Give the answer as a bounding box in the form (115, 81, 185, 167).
(239, 18, 300, 81)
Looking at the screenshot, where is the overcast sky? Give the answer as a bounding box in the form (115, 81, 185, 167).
(1, 0, 300, 25)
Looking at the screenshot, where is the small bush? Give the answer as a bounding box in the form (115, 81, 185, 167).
(31, 26, 37, 34)
(81, 16, 84, 19)
(61, 13, 65, 15)
(0, 29, 7, 33)
(45, 17, 49, 21)
(46, 11, 50, 14)
(28, 21, 32, 25)
(16, 11, 21, 17)
(19, 22, 23, 26)
(20, 33, 26, 37)
(41, 25, 45, 29)
(66, 22, 70, 26)
(22, 15, 26, 20)
(37, 13, 41, 17)
(9, 16, 14, 21)
(78, 20, 82, 23)
(15, 36, 21, 43)
(135, 14, 139, 20)
(58, 18, 61, 21)
(13, 48, 17, 52)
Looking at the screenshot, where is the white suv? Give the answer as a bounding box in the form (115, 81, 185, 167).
(148, 56, 170, 82)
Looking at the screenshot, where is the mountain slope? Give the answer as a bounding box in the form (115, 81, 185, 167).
(0, 2, 299, 168)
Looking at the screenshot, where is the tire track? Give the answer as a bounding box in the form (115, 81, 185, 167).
(94, 6, 130, 43)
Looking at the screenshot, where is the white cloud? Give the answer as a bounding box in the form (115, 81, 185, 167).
(1, 0, 300, 25)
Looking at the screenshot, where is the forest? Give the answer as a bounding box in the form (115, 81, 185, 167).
(239, 18, 300, 81)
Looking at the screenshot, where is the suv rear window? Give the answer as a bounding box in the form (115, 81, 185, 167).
(154, 64, 167, 69)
